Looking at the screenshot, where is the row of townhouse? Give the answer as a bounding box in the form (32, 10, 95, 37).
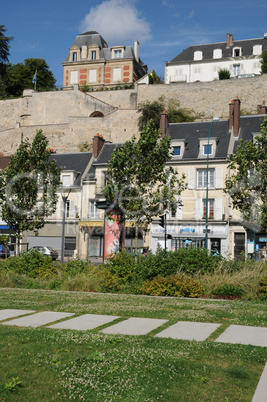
(18, 98, 267, 261)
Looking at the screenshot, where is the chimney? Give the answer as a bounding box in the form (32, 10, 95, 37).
(229, 100, 234, 131)
(233, 97, 241, 137)
(226, 32, 234, 47)
(160, 110, 168, 137)
(92, 133, 105, 158)
(134, 40, 139, 62)
(260, 101, 267, 114)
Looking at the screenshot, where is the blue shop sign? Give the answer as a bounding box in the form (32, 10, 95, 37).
(259, 238, 267, 242)
(180, 227, 195, 233)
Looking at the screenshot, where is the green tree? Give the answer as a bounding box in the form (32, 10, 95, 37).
(103, 121, 186, 227)
(218, 68, 231, 80)
(0, 25, 13, 98)
(5, 58, 56, 97)
(0, 130, 61, 247)
(138, 96, 196, 131)
(224, 117, 267, 232)
(148, 69, 161, 84)
(260, 51, 267, 74)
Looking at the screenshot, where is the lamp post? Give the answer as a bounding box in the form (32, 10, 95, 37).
(205, 117, 220, 250)
(60, 188, 71, 264)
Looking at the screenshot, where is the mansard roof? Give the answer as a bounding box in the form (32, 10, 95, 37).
(169, 36, 267, 64)
(71, 31, 108, 50)
(49, 152, 92, 186)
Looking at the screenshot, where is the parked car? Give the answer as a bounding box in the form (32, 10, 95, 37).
(28, 246, 58, 261)
(0, 245, 10, 258)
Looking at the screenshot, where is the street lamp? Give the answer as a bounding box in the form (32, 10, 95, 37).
(60, 187, 71, 264)
(205, 117, 220, 250)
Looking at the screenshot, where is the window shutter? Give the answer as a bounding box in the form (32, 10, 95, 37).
(69, 200, 75, 218)
(214, 198, 222, 220)
(188, 168, 195, 189)
(177, 205, 183, 220)
(215, 167, 223, 188)
(195, 198, 203, 220)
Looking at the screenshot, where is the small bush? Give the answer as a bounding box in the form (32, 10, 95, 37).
(101, 250, 138, 284)
(218, 69, 230, 80)
(212, 284, 245, 297)
(256, 275, 267, 300)
(141, 275, 204, 298)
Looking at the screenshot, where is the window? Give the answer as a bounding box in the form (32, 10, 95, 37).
(213, 49, 222, 59)
(197, 169, 215, 188)
(62, 174, 71, 186)
(89, 69, 97, 83)
(233, 64, 240, 75)
(194, 51, 203, 60)
(89, 200, 98, 218)
(114, 49, 122, 59)
(233, 47, 242, 57)
(203, 199, 214, 219)
(253, 45, 262, 56)
(72, 52, 77, 61)
(113, 67, 122, 82)
(203, 144, 213, 155)
(91, 51, 96, 60)
(70, 71, 78, 84)
(173, 146, 181, 156)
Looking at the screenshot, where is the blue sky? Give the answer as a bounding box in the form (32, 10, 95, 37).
(2, 0, 267, 86)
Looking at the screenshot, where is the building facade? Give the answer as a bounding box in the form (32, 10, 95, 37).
(63, 31, 147, 89)
(165, 32, 267, 84)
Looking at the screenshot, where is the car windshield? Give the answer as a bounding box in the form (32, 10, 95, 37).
(47, 247, 54, 251)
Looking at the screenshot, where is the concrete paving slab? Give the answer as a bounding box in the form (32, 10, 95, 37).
(101, 317, 168, 336)
(215, 325, 267, 347)
(47, 314, 120, 330)
(252, 363, 267, 402)
(0, 309, 35, 321)
(1, 311, 74, 328)
(155, 321, 221, 341)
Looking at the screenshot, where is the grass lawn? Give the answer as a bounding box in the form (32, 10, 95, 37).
(0, 288, 266, 401)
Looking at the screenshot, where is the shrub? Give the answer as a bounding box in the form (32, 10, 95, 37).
(218, 69, 230, 80)
(101, 250, 138, 284)
(141, 275, 204, 298)
(256, 275, 267, 300)
(212, 284, 245, 297)
(59, 258, 94, 279)
(4, 249, 57, 278)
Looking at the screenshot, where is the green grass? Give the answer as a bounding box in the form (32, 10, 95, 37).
(0, 288, 266, 400)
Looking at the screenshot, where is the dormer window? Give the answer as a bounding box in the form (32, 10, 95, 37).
(72, 52, 77, 62)
(253, 45, 262, 55)
(194, 51, 203, 61)
(173, 146, 181, 156)
(172, 140, 186, 159)
(233, 47, 242, 57)
(111, 46, 125, 59)
(199, 138, 216, 158)
(213, 49, 222, 59)
(62, 174, 71, 186)
(91, 50, 96, 60)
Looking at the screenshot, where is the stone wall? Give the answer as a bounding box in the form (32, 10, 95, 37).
(0, 75, 266, 155)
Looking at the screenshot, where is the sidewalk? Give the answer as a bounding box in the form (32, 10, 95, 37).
(1, 309, 267, 401)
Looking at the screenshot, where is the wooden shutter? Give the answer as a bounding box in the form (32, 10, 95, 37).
(188, 168, 195, 189)
(214, 198, 222, 220)
(215, 167, 223, 188)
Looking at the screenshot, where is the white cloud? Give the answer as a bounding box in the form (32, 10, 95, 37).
(80, 0, 152, 45)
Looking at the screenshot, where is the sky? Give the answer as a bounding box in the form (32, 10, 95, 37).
(2, 0, 267, 87)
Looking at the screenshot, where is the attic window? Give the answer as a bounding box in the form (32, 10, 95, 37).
(199, 138, 216, 158)
(213, 49, 222, 59)
(91, 51, 96, 60)
(233, 47, 242, 57)
(114, 49, 122, 59)
(62, 174, 71, 186)
(194, 51, 203, 61)
(173, 146, 181, 156)
(253, 45, 262, 55)
(72, 52, 77, 62)
(172, 140, 185, 159)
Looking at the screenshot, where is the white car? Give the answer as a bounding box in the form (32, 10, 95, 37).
(28, 246, 58, 261)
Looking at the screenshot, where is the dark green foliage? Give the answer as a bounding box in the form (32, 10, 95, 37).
(148, 70, 161, 85)
(256, 275, 267, 300)
(218, 69, 230, 80)
(225, 117, 267, 231)
(138, 96, 196, 131)
(212, 284, 245, 297)
(260, 51, 267, 74)
(60, 258, 94, 279)
(1, 249, 56, 278)
(0, 130, 61, 241)
(141, 275, 205, 297)
(4, 58, 56, 97)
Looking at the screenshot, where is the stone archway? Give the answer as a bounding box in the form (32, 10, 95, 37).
(90, 111, 104, 117)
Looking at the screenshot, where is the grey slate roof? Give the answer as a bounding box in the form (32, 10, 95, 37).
(169, 37, 267, 64)
(49, 152, 92, 186)
(169, 115, 266, 159)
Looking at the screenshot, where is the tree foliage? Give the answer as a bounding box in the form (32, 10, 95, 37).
(5, 58, 56, 97)
(224, 117, 267, 231)
(0, 130, 61, 240)
(138, 96, 197, 131)
(0, 25, 13, 97)
(218, 68, 230, 80)
(260, 51, 267, 74)
(103, 121, 186, 226)
(148, 69, 161, 84)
